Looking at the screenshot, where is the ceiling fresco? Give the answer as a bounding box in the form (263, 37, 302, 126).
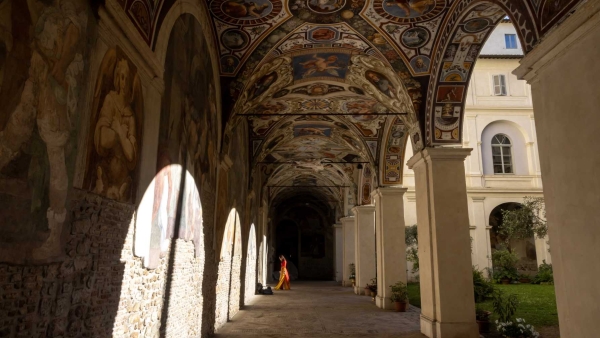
(113, 0, 586, 204)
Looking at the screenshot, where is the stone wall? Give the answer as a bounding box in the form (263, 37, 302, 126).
(0, 190, 132, 337)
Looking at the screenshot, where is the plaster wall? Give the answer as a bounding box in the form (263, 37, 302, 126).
(480, 22, 524, 56)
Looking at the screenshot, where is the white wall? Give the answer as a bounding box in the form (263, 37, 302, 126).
(480, 22, 524, 56)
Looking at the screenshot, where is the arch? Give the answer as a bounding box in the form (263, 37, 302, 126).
(488, 202, 538, 272)
(424, 1, 539, 148)
(245, 224, 257, 303)
(215, 208, 241, 328)
(481, 120, 529, 175)
(153, 1, 223, 152)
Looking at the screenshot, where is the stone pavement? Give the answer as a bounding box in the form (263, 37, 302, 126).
(214, 281, 425, 337)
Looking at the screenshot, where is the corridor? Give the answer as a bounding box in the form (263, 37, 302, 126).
(215, 281, 424, 337)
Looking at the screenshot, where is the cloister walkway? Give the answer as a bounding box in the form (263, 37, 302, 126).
(214, 281, 426, 337)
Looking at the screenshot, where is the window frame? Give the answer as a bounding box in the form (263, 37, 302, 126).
(505, 34, 518, 49)
(492, 74, 508, 96)
(491, 133, 514, 175)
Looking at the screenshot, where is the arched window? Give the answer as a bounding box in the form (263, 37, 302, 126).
(492, 134, 513, 174)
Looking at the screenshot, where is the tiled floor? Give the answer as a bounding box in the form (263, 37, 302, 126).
(215, 281, 425, 337)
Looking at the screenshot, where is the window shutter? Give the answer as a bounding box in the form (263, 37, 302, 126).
(493, 75, 507, 96)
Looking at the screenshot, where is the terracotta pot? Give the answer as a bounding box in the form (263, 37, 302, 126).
(394, 301, 408, 312)
(519, 278, 531, 284)
(477, 320, 491, 333)
(370, 291, 376, 297)
(501, 278, 511, 285)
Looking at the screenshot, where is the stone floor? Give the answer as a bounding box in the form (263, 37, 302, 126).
(214, 281, 425, 337)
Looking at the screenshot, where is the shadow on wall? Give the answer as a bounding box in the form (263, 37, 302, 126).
(0, 4, 253, 338)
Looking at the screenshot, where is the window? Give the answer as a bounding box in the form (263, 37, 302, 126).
(493, 74, 507, 96)
(491, 134, 513, 174)
(505, 34, 518, 49)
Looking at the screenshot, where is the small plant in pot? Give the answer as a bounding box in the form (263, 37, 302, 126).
(475, 306, 492, 333)
(390, 281, 409, 312)
(518, 273, 532, 284)
(366, 278, 377, 297)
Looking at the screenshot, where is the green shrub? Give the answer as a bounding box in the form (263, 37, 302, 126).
(405, 225, 419, 273)
(473, 268, 495, 302)
(492, 249, 519, 283)
(492, 289, 519, 323)
(532, 260, 553, 284)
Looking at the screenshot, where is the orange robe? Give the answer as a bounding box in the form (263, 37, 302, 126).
(274, 259, 291, 290)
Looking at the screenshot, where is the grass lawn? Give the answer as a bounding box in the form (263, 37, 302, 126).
(407, 283, 558, 328)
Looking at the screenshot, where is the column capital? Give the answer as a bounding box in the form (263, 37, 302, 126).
(407, 147, 472, 169)
(340, 216, 355, 225)
(351, 205, 375, 216)
(371, 186, 408, 199)
(513, 0, 600, 83)
(333, 223, 342, 228)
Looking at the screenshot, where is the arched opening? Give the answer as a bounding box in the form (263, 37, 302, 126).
(244, 224, 257, 303)
(489, 202, 538, 273)
(215, 208, 241, 328)
(275, 219, 299, 275)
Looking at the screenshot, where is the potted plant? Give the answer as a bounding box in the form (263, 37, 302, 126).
(475, 306, 492, 333)
(490, 289, 540, 337)
(518, 273, 531, 284)
(366, 278, 377, 297)
(349, 264, 356, 287)
(390, 281, 409, 312)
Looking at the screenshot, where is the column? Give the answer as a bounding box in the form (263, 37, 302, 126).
(341, 216, 355, 287)
(372, 187, 407, 310)
(513, 3, 600, 336)
(352, 205, 376, 295)
(334, 223, 343, 282)
(407, 148, 477, 338)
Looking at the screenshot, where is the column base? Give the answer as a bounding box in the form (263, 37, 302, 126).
(420, 314, 479, 338)
(354, 286, 364, 295)
(375, 296, 393, 309)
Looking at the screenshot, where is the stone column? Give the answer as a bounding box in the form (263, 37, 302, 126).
(340, 216, 355, 287)
(513, 3, 600, 336)
(407, 148, 477, 338)
(334, 223, 343, 282)
(372, 187, 408, 310)
(351, 205, 376, 295)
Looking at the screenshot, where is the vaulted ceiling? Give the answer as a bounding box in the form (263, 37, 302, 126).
(118, 0, 584, 206)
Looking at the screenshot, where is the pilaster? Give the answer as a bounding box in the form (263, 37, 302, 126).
(340, 216, 356, 287)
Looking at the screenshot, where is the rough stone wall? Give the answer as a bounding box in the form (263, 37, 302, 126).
(0, 187, 230, 338)
(0, 190, 132, 338)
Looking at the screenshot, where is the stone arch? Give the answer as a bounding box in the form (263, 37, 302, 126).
(424, 1, 539, 148)
(153, 0, 223, 152)
(480, 120, 530, 175)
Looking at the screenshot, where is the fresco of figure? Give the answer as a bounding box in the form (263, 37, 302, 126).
(93, 59, 139, 202)
(0, 0, 86, 235)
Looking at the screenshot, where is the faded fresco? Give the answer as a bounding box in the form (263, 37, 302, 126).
(84, 47, 143, 203)
(143, 14, 219, 268)
(0, 0, 89, 245)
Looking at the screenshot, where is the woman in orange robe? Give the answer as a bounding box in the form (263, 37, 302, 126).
(274, 255, 291, 290)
